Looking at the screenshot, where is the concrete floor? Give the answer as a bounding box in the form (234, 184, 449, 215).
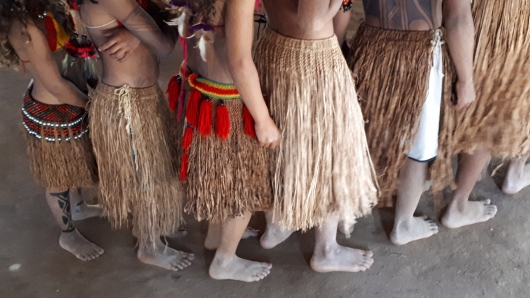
(2, 5, 530, 298)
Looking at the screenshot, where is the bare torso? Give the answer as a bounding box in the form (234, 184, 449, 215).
(262, 0, 338, 40)
(363, 0, 442, 30)
(187, 1, 233, 84)
(79, 2, 160, 88)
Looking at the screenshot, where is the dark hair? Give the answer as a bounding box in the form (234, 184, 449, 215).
(189, 0, 217, 24)
(0, 0, 75, 68)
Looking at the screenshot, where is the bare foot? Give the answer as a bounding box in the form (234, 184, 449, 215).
(390, 216, 438, 245)
(71, 201, 104, 221)
(337, 223, 354, 235)
(310, 245, 374, 273)
(163, 226, 188, 238)
(260, 225, 294, 249)
(209, 254, 272, 282)
(137, 239, 195, 271)
(59, 230, 104, 261)
(502, 163, 530, 195)
(441, 199, 497, 229)
(241, 227, 258, 239)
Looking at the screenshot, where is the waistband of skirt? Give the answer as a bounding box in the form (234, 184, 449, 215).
(95, 81, 161, 98)
(187, 73, 240, 100)
(356, 22, 444, 43)
(260, 26, 341, 52)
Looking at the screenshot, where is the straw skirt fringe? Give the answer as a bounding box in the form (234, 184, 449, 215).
(451, 0, 530, 157)
(254, 27, 379, 231)
(347, 24, 454, 204)
(22, 89, 97, 189)
(182, 95, 273, 223)
(90, 83, 183, 243)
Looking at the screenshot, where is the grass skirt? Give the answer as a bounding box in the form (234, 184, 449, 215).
(90, 83, 183, 243)
(451, 0, 530, 157)
(22, 88, 97, 189)
(179, 75, 273, 223)
(254, 27, 379, 231)
(347, 24, 454, 204)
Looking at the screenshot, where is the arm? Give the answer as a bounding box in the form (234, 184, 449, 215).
(100, 0, 174, 57)
(225, 0, 280, 148)
(298, 0, 343, 33)
(9, 20, 88, 107)
(333, 9, 351, 46)
(443, 0, 475, 110)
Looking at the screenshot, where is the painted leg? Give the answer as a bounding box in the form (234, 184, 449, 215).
(69, 188, 103, 221)
(209, 212, 272, 282)
(45, 189, 104, 261)
(390, 159, 438, 245)
(442, 148, 498, 228)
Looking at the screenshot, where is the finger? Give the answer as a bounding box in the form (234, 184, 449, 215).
(105, 43, 122, 55)
(99, 39, 118, 51)
(111, 49, 127, 60)
(117, 51, 130, 63)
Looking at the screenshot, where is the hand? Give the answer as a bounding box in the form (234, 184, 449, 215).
(255, 117, 281, 149)
(452, 79, 476, 110)
(99, 27, 141, 62)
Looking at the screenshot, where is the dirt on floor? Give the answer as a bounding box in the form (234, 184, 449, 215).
(1, 3, 529, 298)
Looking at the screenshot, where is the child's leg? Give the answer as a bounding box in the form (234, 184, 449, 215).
(260, 211, 295, 249)
(310, 213, 374, 273)
(502, 153, 530, 194)
(69, 188, 104, 221)
(209, 211, 272, 282)
(45, 189, 104, 261)
(390, 158, 438, 245)
(442, 148, 498, 228)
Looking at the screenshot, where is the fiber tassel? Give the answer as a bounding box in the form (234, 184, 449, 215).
(215, 102, 230, 140)
(182, 126, 193, 150)
(242, 106, 256, 138)
(198, 99, 212, 137)
(180, 150, 189, 181)
(186, 89, 202, 126)
(166, 75, 181, 111)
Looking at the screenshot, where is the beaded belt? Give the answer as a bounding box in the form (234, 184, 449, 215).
(21, 88, 89, 142)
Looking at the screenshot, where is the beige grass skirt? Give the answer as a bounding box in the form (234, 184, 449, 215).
(90, 83, 183, 243)
(254, 27, 379, 232)
(22, 87, 97, 190)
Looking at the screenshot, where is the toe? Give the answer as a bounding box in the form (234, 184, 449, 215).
(186, 253, 196, 260)
(363, 250, 374, 257)
(483, 199, 491, 205)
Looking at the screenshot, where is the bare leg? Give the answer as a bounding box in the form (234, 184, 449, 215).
(205, 223, 259, 250)
(137, 234, 195, 271)
(477, 157, 491, 182)
(209, 212, 272, 282)
(390, 159, 438, 245)
(45, 189, 104, 261)
(310, 213, 374, 273)
(442, 148, 498, 228)
(337, 221, 354, 235)
(502, 153, 530, 194)
(69, 188, 104, 221)
(260, 211, 295, 249)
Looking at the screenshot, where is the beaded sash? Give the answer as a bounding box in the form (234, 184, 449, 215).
(22, 87, 89, 142)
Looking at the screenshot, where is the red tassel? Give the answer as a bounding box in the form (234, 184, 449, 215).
(182, 126, 193, 150)
(198, 99, 212, 137)
(180, 150, 189, 181)
(166, 76, 180, 111)
(44, 16, 58, 51)
(215, 103, 230, 141)
(186, 89, 202, 127)
(243, 106, 257, 138)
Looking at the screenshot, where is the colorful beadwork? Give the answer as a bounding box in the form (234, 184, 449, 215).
(187, 74, 240, 100)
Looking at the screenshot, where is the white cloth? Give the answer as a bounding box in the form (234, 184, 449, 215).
(407, 30, 444, 162)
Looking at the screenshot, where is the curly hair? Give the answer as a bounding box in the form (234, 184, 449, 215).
(191, 0, 217, 22)
(0, 0, 75, 69)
